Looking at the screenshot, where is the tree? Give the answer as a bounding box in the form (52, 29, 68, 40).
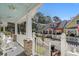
(35, 12, 44, 17)
(53, 16, 61, 23)
(32, 12, 53, 32)
(38, 16, 46, 24)
(32, 22, 36, 32)
(33, 12, 52, 24)
(45, 16, 52, 23)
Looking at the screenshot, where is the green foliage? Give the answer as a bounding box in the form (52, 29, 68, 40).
(3, 31, 11, 35)
(38, 16, 46, 24)
(32, 22, 37, 32)
(32, 12, 53, 32)
(53, 16, 61, 22)
(36, 45, 45, 55)
(33, 12, 52, 24)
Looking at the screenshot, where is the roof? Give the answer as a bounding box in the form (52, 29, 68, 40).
(65, 14, 79, 28)
(58, 20, 67, 28)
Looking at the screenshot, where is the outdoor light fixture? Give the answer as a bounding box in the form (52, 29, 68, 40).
(8, 4, 16, 11)
(0, 22, 2, 24)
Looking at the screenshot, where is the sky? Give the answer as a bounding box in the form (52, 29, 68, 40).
(38, 3, 79, 20)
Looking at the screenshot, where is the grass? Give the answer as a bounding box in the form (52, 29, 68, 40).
(36, 45, 46, 55)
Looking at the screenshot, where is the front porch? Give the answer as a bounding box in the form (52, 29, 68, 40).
(0, 3, 41, 56)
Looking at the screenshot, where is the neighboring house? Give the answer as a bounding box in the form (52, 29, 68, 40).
(42, 20, 67, 34)
(41, 23, 54, 34)
(55, 20, 67, 34)
(65, 14, 79, 36)
(36, 23, 46, 33)
(42, 22, 61, 34)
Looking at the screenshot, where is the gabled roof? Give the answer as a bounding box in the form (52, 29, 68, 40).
(58, 20, 67, 28)
(65, 14, 79, 28)
(41, 22, 60, 31)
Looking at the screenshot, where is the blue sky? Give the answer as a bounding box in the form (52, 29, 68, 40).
(38, 3, 79, 20)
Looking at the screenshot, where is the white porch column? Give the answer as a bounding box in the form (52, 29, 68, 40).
(24, 4, 41, 56)
(3, 22, 7, 32)
(26, 15, 32, 41)
(13, 23, 17, 41)
(26, 8, 37, 40)
(76, 29, 79, 36)
(15, 23, 17, 35)
(32, 32, 36, 55)
(3, 26, 5, 32)
(73, 45, 77, 53)
(24, 13, 33, 56)
(61, 33, 68, 56)
(15, 23, 18, 35)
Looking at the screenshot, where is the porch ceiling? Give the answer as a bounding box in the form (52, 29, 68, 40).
(0, 3, 39, 23)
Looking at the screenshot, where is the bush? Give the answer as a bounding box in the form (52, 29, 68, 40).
(3, 31, 11, 35)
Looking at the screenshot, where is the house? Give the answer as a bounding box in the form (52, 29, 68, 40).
(65, 14, 79, 36)
(42, 23, 55, 34)
(55, 20, 67, 34)
(42, 22, 60, 34)
(42, 20, 67, 34)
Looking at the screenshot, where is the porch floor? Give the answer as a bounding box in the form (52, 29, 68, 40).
(4, 42, 24, 56)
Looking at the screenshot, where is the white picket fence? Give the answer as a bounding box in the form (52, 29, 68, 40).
(33, 33, 79, 56)
(32, 33, 50, 56)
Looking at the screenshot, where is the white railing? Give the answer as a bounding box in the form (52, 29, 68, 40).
(32, 32, 51, 56)
(66, 51, 79, 56)
(34, 38, 50, 56)
(33, 33, 79, 56)
(52, 35, 61, 40)
(61, 34, 79, 56)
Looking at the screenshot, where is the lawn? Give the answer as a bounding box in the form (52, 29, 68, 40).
(36, 45, 46, 55)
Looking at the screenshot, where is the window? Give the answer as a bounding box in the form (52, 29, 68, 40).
(17, 22, 26, 35)
(6, 22, 15, 34)
(77, 20, 79, 24)
(1, 27, 3, 32)
(17, 24, 20, 34)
